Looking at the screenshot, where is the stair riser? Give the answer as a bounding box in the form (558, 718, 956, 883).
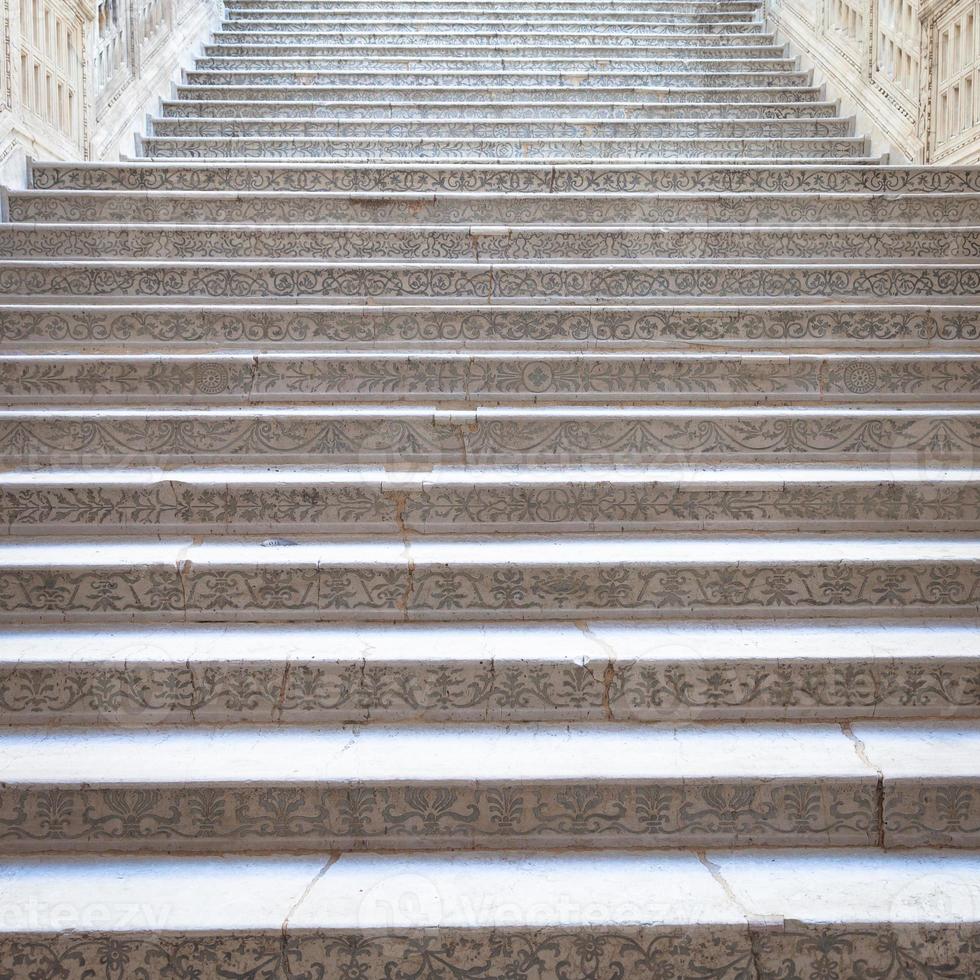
(202, 43, 787, 57)
(2, 635, 977, 722)
(225, 2, 766, 10)
(1, 412, 976, 466)
(222, 11, 763, 21)
(12, 192, 971, 226)
(217, 19, 772, 35)
(221, 1, 766, 11)
(209, 30, 781, 43)
(221, 21, 764, 35)
(225, 0, 766, 6)
(182, 70, 808, 87)
(11, 227, 971, 261)
(32, 164, 972, 194)
(158, 101, 841, 120)
(4, 355, 975, 405)
(0, 557, 976, 622)
(3, 479, 976, 535)
(0, 925, 974, 980)
(4, 306, 975, 351)
(137, 138, 865, 160)
(148, 119, 846, 139)
(171, 84, 825, 103)
(190, 57, 796, 71)
(0, 778, 975, 849)
(2, 263, 977, 300)
(0, 778, 883, 853)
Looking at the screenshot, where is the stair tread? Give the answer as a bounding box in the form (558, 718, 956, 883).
(2, 534, 975, 564)
(7, 350, 976, 359)
(4, 404, 978, 414)
(0, 617, 974, 661)
(0, 849, 977, 933)
(3, 463, 977, 482)
(6, 257, 969, 266)
(4, 720, 976, 783)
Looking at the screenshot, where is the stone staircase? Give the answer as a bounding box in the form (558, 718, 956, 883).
(0, 0, 979, 975)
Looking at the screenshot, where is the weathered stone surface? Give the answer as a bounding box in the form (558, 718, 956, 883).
(1, 0, 979, 966)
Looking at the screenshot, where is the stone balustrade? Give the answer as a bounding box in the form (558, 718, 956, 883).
(767, 0, 980, 160)
(0, 0, 220, 185)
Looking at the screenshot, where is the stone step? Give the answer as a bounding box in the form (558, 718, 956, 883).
(2, 302, 977, 350)
(221, 0, 765, 11)
(171, 83, 827, 104)
(1, 259, 976, 300)
(221, 11, 763, 22)
(4, 352, 977, 405)
(0, 406, 976, 465)
(12, 189, 973, 226)
(2, 719, 978, 852)
(219, 18, 766, 32)
(2, 467, 976, 536)
(225, 0, 765, 6)
(158, 99, 841, 120)
(227, 0, 765, 9)
(196, 56, 794, 77)
(1, 619, 977, 723)
(0, 535, 976, 621)
(34, 162, 962, 195)
(147, 118, 847, 140)
(15, 224, 977, 261)
(209, 28, 781, 43)
(2, 849, 980, 976)
(137, 136, 867, 160)
(181, 69, 809, 88)
(191, 58, 799, 76)
(201, 41, 788, 58)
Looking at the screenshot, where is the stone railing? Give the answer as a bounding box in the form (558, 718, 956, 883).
(0, 0, 220, 185)
(767, 0, 980, 161)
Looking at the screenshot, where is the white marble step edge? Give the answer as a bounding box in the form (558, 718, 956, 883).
(2, 618, 973, 669)
(3, 405, 978, 422)
(0, 718, 976, 785)
(0, 849, 977, 934)
(2, 221, 965, 236)
(129, 157, 888, 168)
(148, 115, 840, 125)
(0, 721, 928, 790)
(2, 534, 976, 567)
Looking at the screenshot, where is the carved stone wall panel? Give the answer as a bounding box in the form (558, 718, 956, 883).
(874, 0, 921, 111)
(769, 0, 980, 159)
(0, 0, 217, 186)
(931, 0, 980, 159)
(18, 0, 85, 149)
